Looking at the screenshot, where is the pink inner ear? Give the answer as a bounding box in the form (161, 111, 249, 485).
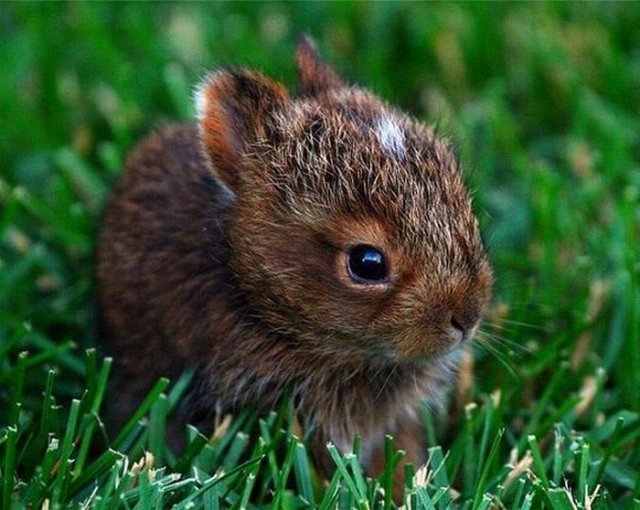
(197, 79, 244, 191)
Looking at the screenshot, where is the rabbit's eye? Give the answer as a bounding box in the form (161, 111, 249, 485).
(347, 245, 387, 283)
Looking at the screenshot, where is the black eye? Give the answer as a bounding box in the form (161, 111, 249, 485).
(347, 245, 388, 283)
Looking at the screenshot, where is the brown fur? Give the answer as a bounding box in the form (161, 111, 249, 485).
(97, 37, 492, 498)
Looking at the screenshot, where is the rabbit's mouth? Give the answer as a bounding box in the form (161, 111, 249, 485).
(379, 324, 475, 364)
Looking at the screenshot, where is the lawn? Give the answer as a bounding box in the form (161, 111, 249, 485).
(1, 3, 639, 508)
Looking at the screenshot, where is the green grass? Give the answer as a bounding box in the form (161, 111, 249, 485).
(1, 3, 639, 508)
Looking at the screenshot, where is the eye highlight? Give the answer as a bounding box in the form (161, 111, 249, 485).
(347, 245, 388, 283)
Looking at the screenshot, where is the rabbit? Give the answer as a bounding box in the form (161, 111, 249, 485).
(97, 36, 493, 497)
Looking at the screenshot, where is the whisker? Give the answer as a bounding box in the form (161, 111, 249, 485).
(374, 364, 398, 401)
(491, 300, 549, 311)
(476, 328, 530, 354)
(483, 315, 545, 334)
(496, 318, 546, 331)
(472, 338, 518, 377)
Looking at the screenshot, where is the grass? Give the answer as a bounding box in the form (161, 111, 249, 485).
(1, 3, 639, 508)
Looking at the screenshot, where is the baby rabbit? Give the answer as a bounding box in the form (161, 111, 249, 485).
(97, 37, 493, 496)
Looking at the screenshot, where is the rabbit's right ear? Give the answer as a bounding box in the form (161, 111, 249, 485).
(296, 35, 344, 96)
(195, 69, 290, 195)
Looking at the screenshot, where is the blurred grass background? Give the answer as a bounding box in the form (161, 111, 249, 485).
(1, 3, 639, 508)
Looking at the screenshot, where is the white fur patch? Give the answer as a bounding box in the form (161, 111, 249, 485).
(375, 116, 405, 159)
(193, 80, 209, 121)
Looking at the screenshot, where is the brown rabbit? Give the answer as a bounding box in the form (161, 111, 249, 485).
(97, 37, 493, 496)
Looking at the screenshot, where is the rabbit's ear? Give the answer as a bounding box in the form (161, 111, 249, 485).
(195, 69, 290, 195)
(296, 35, 344, 97)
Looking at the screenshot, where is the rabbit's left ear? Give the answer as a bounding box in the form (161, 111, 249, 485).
(296, 35, 344, 97)
(195, 69, 290, 195)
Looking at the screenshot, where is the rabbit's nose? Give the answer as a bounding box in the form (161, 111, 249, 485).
(448, 310, 480, 343)
(450, 315, 466, 340)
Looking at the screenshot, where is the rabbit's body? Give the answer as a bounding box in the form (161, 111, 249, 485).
(98, 39, 492, 494)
